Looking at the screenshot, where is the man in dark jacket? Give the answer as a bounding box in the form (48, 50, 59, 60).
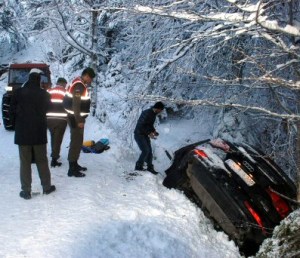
(10, 68, 56, 200)
(134, 101, 165, 175)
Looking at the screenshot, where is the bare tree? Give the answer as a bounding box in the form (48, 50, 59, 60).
(84, 0, 300, 197)
(0, 0, 26, 55)
(17, 0, 108, 113)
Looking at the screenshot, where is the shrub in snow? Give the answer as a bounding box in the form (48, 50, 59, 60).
(256, 209, 300, 258)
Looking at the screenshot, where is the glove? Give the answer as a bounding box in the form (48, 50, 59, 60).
(149, 132, 157, 139)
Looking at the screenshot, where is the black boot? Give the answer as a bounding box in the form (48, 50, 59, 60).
(19, 191, 31, 200)
(43, 185, 56, 195)
(134, 163, 144, 171)
(75, 161, 87, 171)
(68, 162, 86, 177)
(147, 165, 158, 175)
(51, 159, 62, 167)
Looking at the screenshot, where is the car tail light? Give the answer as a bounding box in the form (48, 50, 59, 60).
(266, 188, 290, 219)
(194, 149, 208, 158)
(244, 200, 266, 234)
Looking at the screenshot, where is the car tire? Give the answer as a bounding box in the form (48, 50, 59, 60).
(2, 94, 14, 130)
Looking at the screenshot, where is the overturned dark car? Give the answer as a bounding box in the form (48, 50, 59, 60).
(163, 139, 297, 256)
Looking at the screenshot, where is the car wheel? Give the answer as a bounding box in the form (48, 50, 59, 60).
(2, 94, 14, 130)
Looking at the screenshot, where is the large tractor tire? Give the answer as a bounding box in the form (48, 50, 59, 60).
(2, 93, 14, 130)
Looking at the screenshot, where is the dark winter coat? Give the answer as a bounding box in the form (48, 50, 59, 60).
(10, 75, 51, 145)
(134, 108, 157, 136)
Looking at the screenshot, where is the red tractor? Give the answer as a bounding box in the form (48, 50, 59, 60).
(1, 63, 52, 130)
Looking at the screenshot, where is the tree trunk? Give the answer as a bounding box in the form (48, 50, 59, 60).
(297, 121, 300, 201)
(90, 8, 99, 116)
(289, 0, 300, 201)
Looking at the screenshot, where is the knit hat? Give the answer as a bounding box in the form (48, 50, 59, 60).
(82, 67, 96, 78)
(29, 68, 44, 75)
(56, 77, 67, 84)
(153, 101, 165, 110)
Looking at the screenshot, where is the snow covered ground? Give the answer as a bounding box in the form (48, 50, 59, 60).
(0, 116, 242, 258)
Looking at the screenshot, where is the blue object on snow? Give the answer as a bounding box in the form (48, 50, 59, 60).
(99, 138, 109, 145)
(81, 138, 110, 154)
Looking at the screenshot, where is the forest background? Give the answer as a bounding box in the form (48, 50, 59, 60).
(1, 1, 300, 257)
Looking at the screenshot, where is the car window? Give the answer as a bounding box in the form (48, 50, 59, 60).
(9, 69, 50, 84)
(9, 69, 30, 84)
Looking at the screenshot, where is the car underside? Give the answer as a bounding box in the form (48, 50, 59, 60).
(163, 138, 297, 257)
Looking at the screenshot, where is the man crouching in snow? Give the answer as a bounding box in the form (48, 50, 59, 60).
(134, 101, 165, 175)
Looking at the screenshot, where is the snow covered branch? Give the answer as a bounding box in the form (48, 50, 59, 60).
(99, 2, 300, 38)
(226, 0, 300, 37)
(134, 95, 300, 120)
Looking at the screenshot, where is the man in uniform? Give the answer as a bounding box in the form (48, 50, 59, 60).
(10, 68, 56, 199)
(64, 67, 95, 177)
(47, 77, 68, 167)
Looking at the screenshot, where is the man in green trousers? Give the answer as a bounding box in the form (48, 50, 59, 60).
(63, 67, 96, 177)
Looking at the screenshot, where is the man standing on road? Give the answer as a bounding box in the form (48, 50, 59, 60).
(10, 68, 56, 199)
(63, 67, 95, 177)
(134, 101, 165, 175)
(47, 77, 68, 167)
